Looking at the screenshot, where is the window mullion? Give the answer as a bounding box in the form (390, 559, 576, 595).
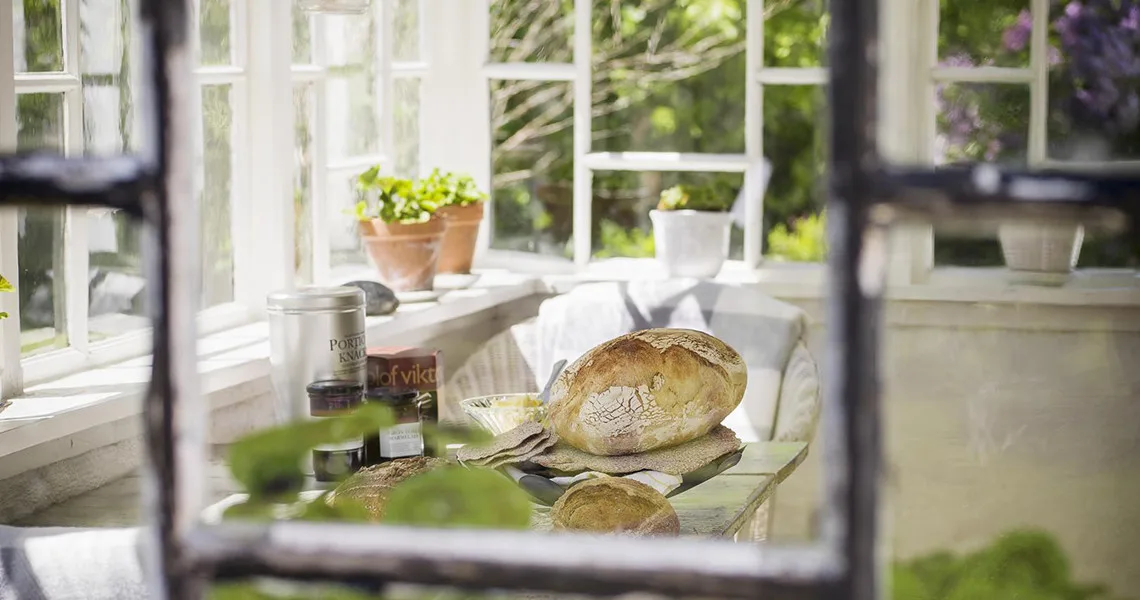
(376, 0, 394, 169)
(63, 0, 89, 354)
(311, 14, 331, 285)
(909, 0, 939, 283)
(234, 0, 295, 308)
(572, 0, 592, 267)
(0, 0, 22, 398)
(744, 0, 764, 269)
(1027, 0, 1049, 166)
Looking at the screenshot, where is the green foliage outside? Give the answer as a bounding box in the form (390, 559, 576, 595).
(767, 212, 827, 263)
(0, 274, 12, 319)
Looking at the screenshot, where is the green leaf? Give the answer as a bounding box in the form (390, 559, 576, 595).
(227, 404, 396, 502)
(382, 467, 532, 530)
(0, 275, 13, 293)
(0, 312, 7, 320)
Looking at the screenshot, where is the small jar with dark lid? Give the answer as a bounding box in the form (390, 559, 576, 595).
(362, 387, 424, 466)
(306, 379, 365, 482)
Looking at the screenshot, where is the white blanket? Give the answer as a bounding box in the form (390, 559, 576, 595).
(533, 280, 809, 442)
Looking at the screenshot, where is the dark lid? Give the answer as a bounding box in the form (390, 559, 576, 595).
(364, 387, 420, 402)
(306, 379, 364, 396)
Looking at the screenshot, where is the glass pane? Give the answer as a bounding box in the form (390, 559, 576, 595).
(764, 0, 828, 68)
(328, 171, 367, 269)
(489, 0, 573, 63)
(933, 83, 1028, 266)
(490, 79, 573, 256)
(13, 0, 64, 72)
(294, 83, 314, 284)
(393, 78, 419, 177)
(1078, 229, 1140, 269)
(592, 171, 745, 261)
(1047, 2, 1140, 161)
(939, 0, 1029, 68)
(393, 0, 419, 62)
(325, 13, 379, 159)
(200, 84, 235, 307)
(591, 0, 746, 153)
(80, 0, 134, 155)
(935, 83, 1030, 165)
(763, 85, 826, 263)
(293, 1, 313, 64)
(88, 212, 146, 343)
(16, 93, 66, 357)
(199, 0, 232, 66)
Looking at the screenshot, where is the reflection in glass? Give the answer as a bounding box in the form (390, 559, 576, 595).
(591, 0, 746, 154)
(200, 85, 235, 307)
(393, 78, 420, 177)
(294, 83, 315, 284)
(16, 93, 67, 356)
(489, 0, 573, 63)
(328, 172, 368, 269)
(490, 79, 573, 256)
(393, 0, 420, 62)
(293, 1, 313, 64)
(12, 0, 64, 73)
(325, 13, 379, 159)
(199, 0, 232, 66)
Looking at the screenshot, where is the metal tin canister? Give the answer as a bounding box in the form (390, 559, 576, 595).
(267, 286, 368, 478)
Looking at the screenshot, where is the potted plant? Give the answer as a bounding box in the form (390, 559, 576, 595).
(353, 166, 445, 292)
(649, 184, 734, 278)
(0, 273, 11, 320)
(417, 169, 488, 275)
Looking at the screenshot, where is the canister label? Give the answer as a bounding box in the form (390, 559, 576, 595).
(330, 331, 368, 377)
(379, 422, 423, 458)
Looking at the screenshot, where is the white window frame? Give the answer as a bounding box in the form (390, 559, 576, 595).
(295, 0, 428, 286)
(911, 0, 1140, 287)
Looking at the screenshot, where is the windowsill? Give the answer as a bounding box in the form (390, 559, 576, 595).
(3, 260, 1138, 467)
(0, 271, 543, 463)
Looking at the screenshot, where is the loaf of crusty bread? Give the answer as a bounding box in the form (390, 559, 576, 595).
(551, 478, 680, 536)
(547, 328, 747, 456)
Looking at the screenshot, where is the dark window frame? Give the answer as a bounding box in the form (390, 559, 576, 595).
(0, 1, 1134, 599)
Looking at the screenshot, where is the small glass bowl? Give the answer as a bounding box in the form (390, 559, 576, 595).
(459, 393, 548, 435)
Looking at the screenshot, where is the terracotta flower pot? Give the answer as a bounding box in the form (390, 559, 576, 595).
(436, 203, 485, 274)
(358, 217, 446, 292)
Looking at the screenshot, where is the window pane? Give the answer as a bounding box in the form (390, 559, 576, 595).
(294, 83, 314, 284)
(490, 79, 573, 256)
(325, 13, 379, 159)
(591, 0, 746, 153)
(489, 0, 573, 63)
(394, 78, 419, 177)
(199, 0, 232, 66)
(200, 84, 235, 307)
(939, 0, 1029, 68)
(82, 0, 147, 341)
(763, 84, 826, 263)
(16, 93, 66, 357)
(764, 0, 828, 68)
(933, 83, 1028, 266)
(592, 171, 744, 261)
(393, 0, 420, 62)
(1047, 2, 1140, 161)
(328, 171, 367, 269)
(293, 1, 313, 64)
(13, 0, 64, 73)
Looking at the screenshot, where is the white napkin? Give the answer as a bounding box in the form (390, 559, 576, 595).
(548, 470, 683, 496)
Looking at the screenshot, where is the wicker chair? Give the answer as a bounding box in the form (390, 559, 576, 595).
(443, 316, 822, 542)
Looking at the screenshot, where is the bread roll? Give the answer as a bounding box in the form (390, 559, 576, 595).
(551, 478, 680, 536)
(547, 328, 747, 456)
(326, 456, 448, 521)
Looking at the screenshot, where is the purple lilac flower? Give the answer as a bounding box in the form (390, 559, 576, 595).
(1003, 10, 1032, 52)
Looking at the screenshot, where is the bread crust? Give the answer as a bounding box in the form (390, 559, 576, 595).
(548, 328, 746, 456)
(551, 477, 680, 536)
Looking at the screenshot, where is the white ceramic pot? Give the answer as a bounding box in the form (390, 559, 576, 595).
(649, 209, 732, 278)
(998, 222, 1084, 274)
